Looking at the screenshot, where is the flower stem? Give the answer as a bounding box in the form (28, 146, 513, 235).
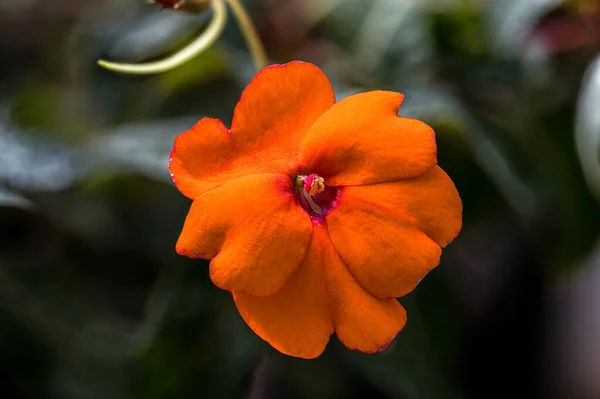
(97, 0, 227, 74)
(226, 0, 269, 70)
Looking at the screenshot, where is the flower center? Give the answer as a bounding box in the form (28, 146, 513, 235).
(296, 173, 325, 196)
(294, 174, 341, 220)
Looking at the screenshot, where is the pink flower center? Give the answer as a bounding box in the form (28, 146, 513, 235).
(303, 173, 325, 196)
(294, 174, 341, 220)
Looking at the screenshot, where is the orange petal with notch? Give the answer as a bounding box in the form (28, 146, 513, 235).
(316, 225, 406, 353)
(325, 168, 461, 299)
(169, 62, 335, 199)
(176, 173, 312, 297)
(299, 91, 437, 186)
(233, 231, 333, 359)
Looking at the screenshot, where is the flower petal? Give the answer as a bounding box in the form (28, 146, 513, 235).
(169, 117, 229, 198)
(176, 173, 312, 297)
(169, 61, 335, 199)
(316, 225, 406, 353)
(340, 166, 462, 247)
(231, 61, 335, 149)
(233, 232, 333, 359)
(325, 168, 461, 299)
(299, 91, 437, 186)
(234, 224, 406, 357)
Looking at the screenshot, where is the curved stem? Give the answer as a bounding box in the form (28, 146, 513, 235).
(97, 0, 227, 74)
(226, 0, 269, 70)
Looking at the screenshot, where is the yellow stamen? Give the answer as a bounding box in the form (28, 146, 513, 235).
(309, 177, 325, 196)
(294, 175, 325, 215)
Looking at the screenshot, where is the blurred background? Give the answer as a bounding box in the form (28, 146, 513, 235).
(1, 0, 600, 398)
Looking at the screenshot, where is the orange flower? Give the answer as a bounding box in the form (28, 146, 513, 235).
(169, 61, 462, 359)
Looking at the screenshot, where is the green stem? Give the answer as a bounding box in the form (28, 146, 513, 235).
(97, 0, 228, 74)
(226, 0, 269, 70)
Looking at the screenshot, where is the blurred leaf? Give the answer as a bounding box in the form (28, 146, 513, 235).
(400, 86, 469, 129)
(103, 10, 206, 62)
(487, 0, 562, 56)
(0, 262, 80, 363)
(316, 0, 434, 86)
(132, 263, 186, 351)
(0, 121, 82, 191)
(157, 47, 230, 92)
(88, 117, 197, 182)
(0, 115, 200, 193)
(10, 82, 64, 131)
(576, 55, 600, 203)
(352, 0, 430, 74)
(400, 86, 538, 218)
(0, 186, 33, 209)
(137, 272, 263, 399)
(300, 0, 349, 25)
(336, 298, 463, 399)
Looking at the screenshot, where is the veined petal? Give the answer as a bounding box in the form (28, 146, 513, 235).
(340, 166, 462, 248)
(325, 168, 461, 299)
(234, 224, 406, 357)
(176, 173, 312, 297)
(316, 225, 406, 353)
(233, 231, 334, 359)
(299, 91, 437, 186)
(169, 62, 335, 199)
